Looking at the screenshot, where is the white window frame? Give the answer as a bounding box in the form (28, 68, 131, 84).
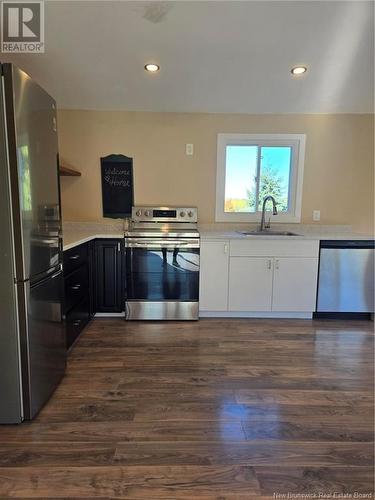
(215, 133, 306, 223)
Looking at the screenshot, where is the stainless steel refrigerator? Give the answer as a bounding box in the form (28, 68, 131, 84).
(0, 63, 66, 424)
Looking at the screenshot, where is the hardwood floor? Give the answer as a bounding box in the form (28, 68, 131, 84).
(0, 318, 373, 499)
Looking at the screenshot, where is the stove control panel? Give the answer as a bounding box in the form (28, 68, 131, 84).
(132, 206, 198, 223)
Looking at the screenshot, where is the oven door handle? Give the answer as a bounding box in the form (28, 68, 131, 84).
(125, 239, 200, 249)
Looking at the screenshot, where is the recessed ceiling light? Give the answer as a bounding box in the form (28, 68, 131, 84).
(145, 63, 160, 73)
(291, 66, 307, 75)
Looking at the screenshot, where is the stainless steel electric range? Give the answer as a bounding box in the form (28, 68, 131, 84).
(124, 206, 200, 320)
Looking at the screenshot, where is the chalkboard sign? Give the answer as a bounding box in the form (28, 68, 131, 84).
(101, 154, 134, 218)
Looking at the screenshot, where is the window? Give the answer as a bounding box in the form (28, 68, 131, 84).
(216, 134, 306, 223)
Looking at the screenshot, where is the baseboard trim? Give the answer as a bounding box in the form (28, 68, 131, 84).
(94, 311, 313, 319)
(199, 311, 313, 319)
(94, 312, 125, 317)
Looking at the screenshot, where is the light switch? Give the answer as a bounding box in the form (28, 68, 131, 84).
(313, 210, 320, 221)
(186, 143, 194, 156)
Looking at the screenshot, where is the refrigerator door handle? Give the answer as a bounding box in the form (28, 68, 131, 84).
(32, 238, 60, 246)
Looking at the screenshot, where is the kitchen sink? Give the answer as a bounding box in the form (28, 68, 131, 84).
(237, 230, 301, 236)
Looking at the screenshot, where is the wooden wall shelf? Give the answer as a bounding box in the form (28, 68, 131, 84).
(59, 164, 81, 177)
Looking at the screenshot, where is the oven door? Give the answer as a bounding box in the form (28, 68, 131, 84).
(125, 238, 200, 302)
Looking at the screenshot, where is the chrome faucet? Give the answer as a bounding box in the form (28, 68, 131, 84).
(259, 195, 278, 232)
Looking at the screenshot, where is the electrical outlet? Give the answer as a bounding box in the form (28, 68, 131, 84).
(313, 210, 320, 221)
(185, 143, 194, 156)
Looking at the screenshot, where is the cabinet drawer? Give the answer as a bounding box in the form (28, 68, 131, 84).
(63, 244, 88, 276)
(64, 264, 88, 313)
(65, 296, 90, 349)
(230, 239, 319, 258)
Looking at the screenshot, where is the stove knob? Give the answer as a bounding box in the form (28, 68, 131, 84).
(145, 210, 151, 217)
(179, 211, 186, 218)
(136, 210, 142, 217)
(188, 210, 194, 218)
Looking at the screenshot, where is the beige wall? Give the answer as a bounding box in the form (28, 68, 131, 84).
(58, 111, 374, 233)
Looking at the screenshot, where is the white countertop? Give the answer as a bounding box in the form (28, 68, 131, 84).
(198, 223, 374, 241)
(199, 230, 374, 241)
(62, 222, 373, 251)
(63, 231, 124, 251)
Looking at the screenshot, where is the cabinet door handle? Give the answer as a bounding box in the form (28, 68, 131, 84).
(71, 284, 81, 290)
(117, 242, 121, 252)
(275, 259, 279, 270)
(69, 254, 80, 260)
(73, 320, 81, 326)
(267, 259, 272, 270)
(224, 243, 229, 254)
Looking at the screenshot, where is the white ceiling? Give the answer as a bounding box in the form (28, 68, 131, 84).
(1, 1, 374, 113)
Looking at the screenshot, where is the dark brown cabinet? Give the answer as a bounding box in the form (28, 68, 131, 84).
(64, 265, 88, 312)
(63, 243, 91, 349)
(94, 239, 123, 313)
(65, 295, 90, 348)
(63, 238, 124, 349)
(63, 244, 88, 276)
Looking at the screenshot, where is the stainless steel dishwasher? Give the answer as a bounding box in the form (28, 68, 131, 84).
(317, 240, 374, 313)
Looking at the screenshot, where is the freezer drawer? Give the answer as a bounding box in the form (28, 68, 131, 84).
(317, 244, 374, 313)
(21, 270, 66, 419)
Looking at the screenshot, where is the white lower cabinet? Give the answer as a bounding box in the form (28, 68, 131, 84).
(229, 257, 273, 311)
(199, 238, 319, 316)
(272, 257, 318, 312)
(199, 241, 229, 311)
